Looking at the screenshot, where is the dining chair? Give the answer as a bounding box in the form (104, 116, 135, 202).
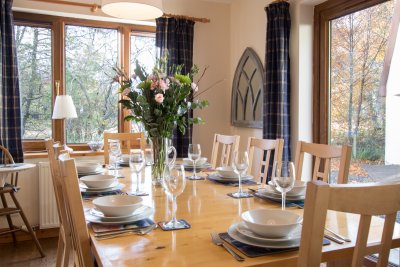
(246, 137, 284, 184)
(210, 134, 240, 169)
(58, 155, 95, 267)
(294, 141, 352, 184)
(45, 139, 72, 267)
(0, 145, 45, 257)
(103, 132, 145, 164)
(298, 180, 400, 267)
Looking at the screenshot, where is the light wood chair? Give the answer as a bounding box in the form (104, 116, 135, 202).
(103, 132, 145, 164)
(58, 156, 95, 267)
(246, 137, 284, 184)
(45, 139, 72, 267)
(210, 134, 240, 169)
(294, 141, 352, 184)
(0, 145, 44, 257)
(298, 180, 400, 267)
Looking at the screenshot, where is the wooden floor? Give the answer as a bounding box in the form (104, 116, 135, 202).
(0, 237, 59, 267)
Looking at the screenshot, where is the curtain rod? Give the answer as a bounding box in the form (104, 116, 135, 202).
(28, 0, 211, 23)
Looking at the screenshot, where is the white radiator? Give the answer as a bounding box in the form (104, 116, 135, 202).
(38, 162, 60, 229)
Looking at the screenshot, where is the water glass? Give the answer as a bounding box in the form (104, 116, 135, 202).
(162, 165, 187, 229)
(108, 140, 121, 176)
(187, 144, 202, 180)
(231, 151, 253, 198)
(272, 161, 295, 210)
(129, 149, 146, 196)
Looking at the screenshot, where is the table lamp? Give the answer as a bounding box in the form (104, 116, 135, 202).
(52, 81, 78, 151)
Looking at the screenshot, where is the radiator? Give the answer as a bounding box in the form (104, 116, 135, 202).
(38, 162, 60, 229)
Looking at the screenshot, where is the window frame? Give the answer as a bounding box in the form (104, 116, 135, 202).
(13, 12, 155, 152)
(312, 0, 390, 145)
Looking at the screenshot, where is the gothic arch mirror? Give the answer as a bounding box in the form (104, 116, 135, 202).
(231, 47, 264, 128)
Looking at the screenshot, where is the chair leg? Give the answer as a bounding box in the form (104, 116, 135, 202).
(56, 232, 65, 267)
(0, 193, 17, 244)
(9, 191, 45, 257)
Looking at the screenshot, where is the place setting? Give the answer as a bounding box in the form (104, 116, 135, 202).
(183, 144, 212, 180)
(79, 173, 125, 199)
(75, 160, 105, 177)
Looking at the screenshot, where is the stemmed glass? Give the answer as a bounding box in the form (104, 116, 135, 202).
(231, 151, 253, 198)
(129, 149, 146, 196)
(187, 144, 202, 180)
(109, 140, 121, 177)
(272, 161, 295, 210)
(162, 164, 187, 229)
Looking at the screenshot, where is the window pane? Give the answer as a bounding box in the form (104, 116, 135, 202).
(130, 32, 156, 132)
(329, 1, 397, 183)
(65, 25, 119, 143)
(15, 25, 52, 139)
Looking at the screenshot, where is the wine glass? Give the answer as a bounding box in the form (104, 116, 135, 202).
(272, 161, 295, 210)
(162, 164, 187, 229)
(129, 149, 146, 196)
(231, 151, 253, 198)
(187, 144, 202, 180)
(109, 140, 121, 176)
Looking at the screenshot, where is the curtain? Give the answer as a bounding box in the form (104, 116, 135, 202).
(0, 0, 23, 163)
(264, 2, 291, 165)
(156, 17, 195, 157)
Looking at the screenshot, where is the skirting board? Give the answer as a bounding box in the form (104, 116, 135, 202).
(0, 227, 59, 244)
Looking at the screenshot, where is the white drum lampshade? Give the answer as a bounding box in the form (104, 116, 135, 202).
(101, 0, 163, 20)
(52, 95, 78, 119)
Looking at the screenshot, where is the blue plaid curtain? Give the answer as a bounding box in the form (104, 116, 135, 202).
(264, 2, 291, 163)
(156, 17, 195, 157)
(0, 0, 23, 163)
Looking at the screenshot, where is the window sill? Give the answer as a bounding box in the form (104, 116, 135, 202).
(24, 150, 104, 159)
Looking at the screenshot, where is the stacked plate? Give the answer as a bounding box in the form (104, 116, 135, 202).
(182, 157, 211, 170)
(207, 166, 253, 183)
(255, 180, 306, 203)
(85, 195, 154, 225)
(79, 174, 124, 193)
(76, 161, 104, 176)
(227, 209, 303, 249)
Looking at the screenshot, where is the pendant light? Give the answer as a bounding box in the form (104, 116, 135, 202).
(101, 0, 163, 20)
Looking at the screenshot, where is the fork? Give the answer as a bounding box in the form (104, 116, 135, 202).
(210, 232, 244, 262)
(95, 224, 157, 240)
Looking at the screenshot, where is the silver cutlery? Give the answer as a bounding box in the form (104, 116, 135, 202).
(324, 233, 344, 244)
(210, 232, 244, 262)
(95, 224, 157, 240)
(325, 227, 351, 242)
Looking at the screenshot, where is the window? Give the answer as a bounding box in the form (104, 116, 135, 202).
(13, 12, 155, 151)
(65, 25, 119, 143)
(15, 24, 52, 140)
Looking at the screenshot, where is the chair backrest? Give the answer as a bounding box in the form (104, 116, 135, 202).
(103, 132, 145, 164)
(58, 156, 94, 267)
(294, 141, 352, 184)
(246, 137, 284, 184)
(210, 134, 240, 169)
(298, 181, 400, 267)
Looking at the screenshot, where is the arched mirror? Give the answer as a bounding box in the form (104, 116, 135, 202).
(231, 48, 264, 128)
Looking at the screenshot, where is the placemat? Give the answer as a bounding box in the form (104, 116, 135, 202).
(158, 219, 191, 231)
(254, 192, 304, 207)
(91, 218, 155, 233)
(219, 232, 331, 258)
(227, 192, 254, 199)
(81, 189, 124, 199)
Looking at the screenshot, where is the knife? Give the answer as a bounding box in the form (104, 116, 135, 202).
(324, 233, 344, 244)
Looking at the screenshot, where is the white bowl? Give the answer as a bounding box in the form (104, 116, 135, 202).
(269, 180, 307, 196)
(216, 166, 238, 178)
(80, 175, 116, 189)
(93, 195, 143, 217)
(88, 141, 103, 151)
(183, 157, 207, 166)
(241, 209, 302, 238)
(76, 161, 101, 173)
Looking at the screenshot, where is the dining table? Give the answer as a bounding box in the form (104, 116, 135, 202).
(83, 165, 400, 267)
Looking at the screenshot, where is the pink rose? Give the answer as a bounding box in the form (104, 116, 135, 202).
(159, 79, 169, 91)
(155, 93, 164, 103)
(150, 80, 159, 90)
(191, 82, 198, 92)
(122, 88, 131, 96)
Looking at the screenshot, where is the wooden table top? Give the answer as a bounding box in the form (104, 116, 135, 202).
(85, 166, 400, 267)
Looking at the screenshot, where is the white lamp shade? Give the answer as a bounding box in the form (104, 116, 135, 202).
(52, 95, 78, 119)
(101, 0, 163, 20)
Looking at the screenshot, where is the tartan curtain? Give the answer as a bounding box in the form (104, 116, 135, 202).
(0, 0, 23, 163)
(155, 17, 195, 157)
(263, 2, 291, 164)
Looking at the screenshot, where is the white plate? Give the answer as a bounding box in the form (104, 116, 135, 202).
(78, 168, 105, 176)
(89, 205, 149, 221)
(258, 186, 305, 200)
(267, 181, 305, 197)
(227, 223, 300, 249)
(85, 205, 154, 225)
(208, 173, 253, 182)
(182, 163, 212, 169)
(236, 221, 301, 243)
(79, 181, 119, 191)
(79, 183, 125, 193)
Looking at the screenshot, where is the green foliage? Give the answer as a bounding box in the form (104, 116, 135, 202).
(114, 58, 209, 138)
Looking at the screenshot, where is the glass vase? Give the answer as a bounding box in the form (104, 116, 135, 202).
(151, 137, 176, 186)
